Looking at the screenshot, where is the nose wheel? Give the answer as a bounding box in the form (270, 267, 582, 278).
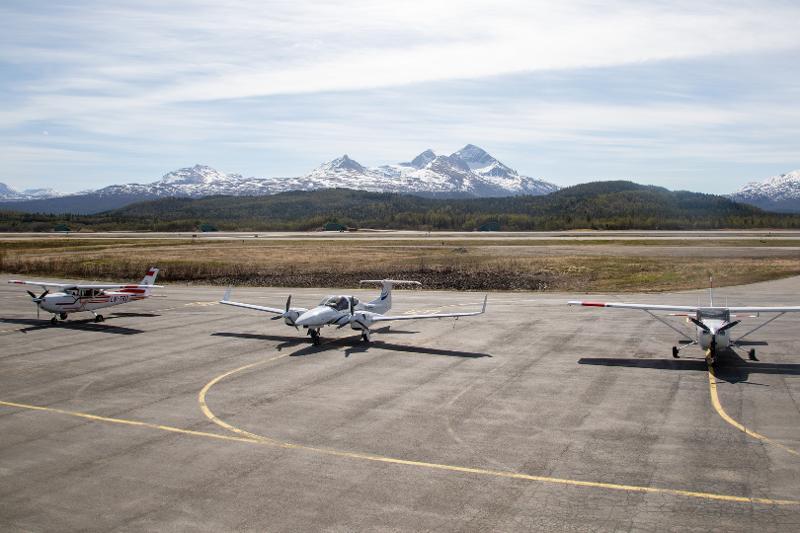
(748, 348, 758, 361)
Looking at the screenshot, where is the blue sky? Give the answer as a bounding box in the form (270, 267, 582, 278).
(1, 0, 799, 193)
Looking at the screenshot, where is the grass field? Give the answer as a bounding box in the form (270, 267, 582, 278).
(2, 237, 800, 292)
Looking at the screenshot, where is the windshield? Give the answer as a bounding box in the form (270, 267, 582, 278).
(698, 308, 730, 321)
(319, 295, 357, 311)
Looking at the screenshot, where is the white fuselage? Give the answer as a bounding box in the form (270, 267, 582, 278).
(39, 289, 140, 315)
(294, 290, 391, 330)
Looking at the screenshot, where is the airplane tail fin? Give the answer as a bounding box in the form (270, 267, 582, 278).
(709, 276, 714, 307)
(140, 267, 159, 296)
(361, 279, 421, 312)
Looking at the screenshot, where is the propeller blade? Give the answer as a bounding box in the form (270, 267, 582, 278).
(36, 303, 40, 320)
(688, 317, 711, 333)
(285, 295, 291, 313)
(271, 315, 283, 320)
(26, 290, 37, 299)
(717, 320, 741, 334)
(40, 289, 49, 299)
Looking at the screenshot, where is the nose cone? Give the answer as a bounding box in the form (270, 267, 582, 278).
(295, 307, 336, 327)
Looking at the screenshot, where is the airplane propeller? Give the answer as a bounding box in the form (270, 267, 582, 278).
(347, 296, 371, 338)
(688, 317, 711, 333)
(271, 295, 298, 329)
(26, 289, 48, 319)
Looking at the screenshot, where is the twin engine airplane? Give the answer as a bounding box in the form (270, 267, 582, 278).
(8, 268, 162, 325)
(221, 279, 487, 345)
(569, 281, 800, 365)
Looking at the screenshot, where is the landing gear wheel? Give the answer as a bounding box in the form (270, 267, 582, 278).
(50, 316, 57, 325)
(59, 313, 68, 320)
(748, 348, 757, 361)
(361, 333, 370, 343)
(94, 314, 104, 323)
(672, 346, 679, 358)
(309, 330, 321, 346)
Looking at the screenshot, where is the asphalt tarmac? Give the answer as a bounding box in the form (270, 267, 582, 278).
(1, 277, 799, 531)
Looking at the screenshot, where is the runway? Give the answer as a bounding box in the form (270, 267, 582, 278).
(1, 278, 799, 531)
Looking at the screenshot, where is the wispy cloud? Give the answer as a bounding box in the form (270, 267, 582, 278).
(1, 1, 798, 192)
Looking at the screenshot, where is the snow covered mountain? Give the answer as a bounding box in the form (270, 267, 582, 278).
(91, 165, 279, 198)
(729, 170, 800, 213)
(0, 182, 63, 201)
(0, 146, 559, 214)
(272, 146, 559, 198)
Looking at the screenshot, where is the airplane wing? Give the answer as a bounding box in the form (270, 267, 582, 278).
(568, 301, 699, 312)
(219, 288, 306, 315)
(726, 306, 800, 313)
(371, 296, 487, 322)
(8, 280, 161, 290)
(8, 280, 76, 289)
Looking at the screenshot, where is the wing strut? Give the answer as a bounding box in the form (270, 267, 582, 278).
(733, 312, 785, 344)
(644, 310, 694, 342)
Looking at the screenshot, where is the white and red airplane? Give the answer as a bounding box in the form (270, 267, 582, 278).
(221, 279, 487, 345)
(569, 281, 800, 364)
(8, 268, 162, 325)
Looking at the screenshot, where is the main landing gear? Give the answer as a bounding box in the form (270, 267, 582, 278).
(671, 340, 697, 359)
(360, 330, 371, 343)
(308, 329, 321, 346)
(50, 312, 69, 325)
(92, 312, 105, 323)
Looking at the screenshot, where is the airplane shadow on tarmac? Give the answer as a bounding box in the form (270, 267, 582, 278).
(289, 335, 492, 359)
(579, 348, 800, 384)
(0, 317, 144, 335)
(211, 332, 309, 351)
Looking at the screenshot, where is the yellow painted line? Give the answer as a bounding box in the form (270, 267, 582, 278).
(196, 356, 800, 506)
(197, 354, 289, 445)
(707, 365, 800, 457)
(0, 400, 259, 445)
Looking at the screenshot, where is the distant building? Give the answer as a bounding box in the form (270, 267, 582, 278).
(478, 221, 501, 231)
(53, 224, 71, 233)
(323, 222, 347, 232)
(199, 223, 218, 232)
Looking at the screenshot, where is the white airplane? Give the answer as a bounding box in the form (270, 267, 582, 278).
(8, 268, 162, 325)
(220, 279, 487, 345)
(568, 282, 800, 364)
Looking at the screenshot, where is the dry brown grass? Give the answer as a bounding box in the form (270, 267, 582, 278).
(2, 238, 799, 292)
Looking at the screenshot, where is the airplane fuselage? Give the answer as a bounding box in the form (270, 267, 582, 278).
(39, 290, 142, 315)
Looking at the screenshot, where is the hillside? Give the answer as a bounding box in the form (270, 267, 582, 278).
(2, 181, 796, 232)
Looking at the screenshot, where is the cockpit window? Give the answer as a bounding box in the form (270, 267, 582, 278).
(319, 295, 357, 311)
(698, 309, 730, 321)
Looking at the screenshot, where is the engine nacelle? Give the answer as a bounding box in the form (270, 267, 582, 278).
(350, 311, 376, 331)
(284, 309, 301, 326)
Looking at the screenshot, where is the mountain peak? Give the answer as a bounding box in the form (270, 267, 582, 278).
(159, 165, 231, 186)
(325, 154, 366, 173)
(404, 149, 436, 169)
(452, 144, 496, 168)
